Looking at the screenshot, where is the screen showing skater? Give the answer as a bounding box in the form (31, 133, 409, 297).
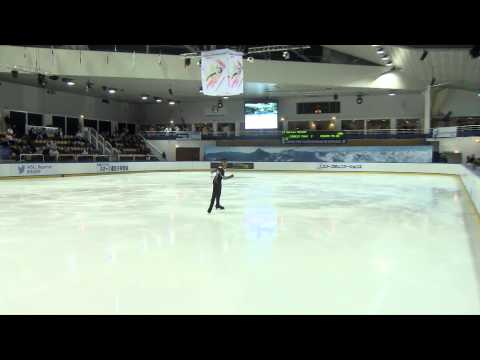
(244, 102, 278, 130)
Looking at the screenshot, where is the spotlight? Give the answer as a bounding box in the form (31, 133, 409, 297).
(371, 45, 380, 47)
(247, 56, 254, 63)
(280, 117, 285, 121)
(154, 97, 163, 103)
(356, 95, 363, 104)
(376, 48, 385, 54)
(168, 100, 176, 105)
(141, 95, 149, 100)
(170, 120, 174, 124)
(381, 55, 390, 61)
(420, 50, 429, 61)
(62, 78, 75, 86)
(282, 51, 290, 60)
(388, 92, 397, 96)
(80, 115, 85, 119)
(217, 99, 223, 108)
(11, 70, 19, 78)
(332, 116, 336, 120)
(108, 88, 117, 94)
(223, 96, 229, 99)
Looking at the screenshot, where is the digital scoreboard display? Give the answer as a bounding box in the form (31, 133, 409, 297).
(282, 130, 347, 144)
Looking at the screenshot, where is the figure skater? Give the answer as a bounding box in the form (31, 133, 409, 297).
(208, 159, 234, 214)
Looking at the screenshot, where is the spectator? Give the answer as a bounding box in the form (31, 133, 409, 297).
(47, 141, 59, 161)
(466, 154, 476, 166)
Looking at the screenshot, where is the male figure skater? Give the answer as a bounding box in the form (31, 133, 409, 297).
(208, 159, 234, 213)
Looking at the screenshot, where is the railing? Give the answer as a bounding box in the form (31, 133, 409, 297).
(118, 154, 157, 162)
(19, 153, 110, 162)
(143, 131, 202, 140)
(84, 127, 120, 160)
(20, 154, 45, 162)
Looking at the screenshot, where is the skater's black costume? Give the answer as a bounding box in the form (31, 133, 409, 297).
(208, 166, 233, 213)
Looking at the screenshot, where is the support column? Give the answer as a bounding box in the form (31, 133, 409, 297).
(391, 118, 397, 135)
(424, 85, 431, 135)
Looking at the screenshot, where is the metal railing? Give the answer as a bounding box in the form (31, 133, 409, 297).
(84, 127, 121, 160)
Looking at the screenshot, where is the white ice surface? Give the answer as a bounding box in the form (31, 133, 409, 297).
(0, 171, 479, 314)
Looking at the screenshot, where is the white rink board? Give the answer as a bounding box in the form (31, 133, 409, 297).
(0, 161, 478, 214)
(0, 161, 209, 178)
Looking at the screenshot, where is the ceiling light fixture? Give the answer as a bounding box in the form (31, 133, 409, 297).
(168, 100, 176, 105)
(141, 95, 149, 100)
(376, 48, 385, 54)
(154, 97, 163, 103)
(108, 88, 117, 94)
(388, 92, 397, 96)
(381, 55, 390, 61)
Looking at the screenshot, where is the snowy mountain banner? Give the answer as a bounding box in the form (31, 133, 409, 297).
(201, 49, 244, 96)
(204, 145, 433, 163)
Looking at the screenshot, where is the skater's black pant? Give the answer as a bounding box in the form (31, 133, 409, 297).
(208, 183, 222, 211)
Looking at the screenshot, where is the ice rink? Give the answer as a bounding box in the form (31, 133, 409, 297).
(1, 170, 479, 314)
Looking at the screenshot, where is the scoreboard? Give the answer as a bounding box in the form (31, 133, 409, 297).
(282, 130, 347, 144)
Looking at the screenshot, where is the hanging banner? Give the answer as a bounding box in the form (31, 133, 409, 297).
(201, 49, 244, 96)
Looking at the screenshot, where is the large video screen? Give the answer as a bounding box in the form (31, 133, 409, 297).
(244, 102, 278, 130)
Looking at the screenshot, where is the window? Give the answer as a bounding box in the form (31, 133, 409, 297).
(127, 123, 136, 134)
(84, 119, 98, 131)
(67, 117, 79, 136)
(287, 121, 310, 130)
(27, 113, 43, 126)
(366, 119, 391, 130)
(397, 119, 420, 130)
(99, 120, 111, 135)
(342, 120, 365, 131)
(52, 116, 66, 133)
(9, 111, 27, 136)
(218, 122, 236, 134)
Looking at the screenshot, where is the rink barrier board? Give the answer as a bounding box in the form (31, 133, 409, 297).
(0, 161, 478, 215)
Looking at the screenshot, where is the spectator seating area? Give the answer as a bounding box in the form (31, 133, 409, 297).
(105, 131, 152, 156)
(1, 128, 100, 162)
